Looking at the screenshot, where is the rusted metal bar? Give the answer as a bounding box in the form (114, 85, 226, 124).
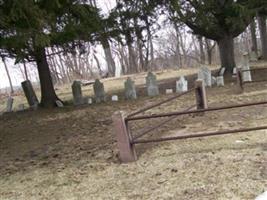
(126, 100, 267, 121)
(132, 125, 267, 144)
(132, 104, 196, 140)
(127, 88, 194, 118)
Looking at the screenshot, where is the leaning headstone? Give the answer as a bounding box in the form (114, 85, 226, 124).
(93, 79, 105, 103)
(219, 67, 226, 76)
(72, 81, 83, 105)
(21, 80, 39, 107)
(146, 72, 159, 97)
(124, 78, 137, 100)
(55, 100, 64, 108)
(112, 95, 119, 101)
(216, 76, 224, 87)
(241, 54, 252, 82)
(166, 89, 173, 94)
(198, 66, 212, 87)
(176, 76, 188, 93)
(6, 96, 14, 112)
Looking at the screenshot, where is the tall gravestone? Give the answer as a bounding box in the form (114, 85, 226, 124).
(72, 81, 83, 105)
(93, 79, 105, 103)
(241, 53, 252, 82)
(146, 72, 159, 97)
(198, 66, 212, 87)
(176, 76, 188, 93)
(21, 80, 39, 107)
(6, 96, 14, 112)
(216, 76, 224, 86)
(124, 78, 137, 100)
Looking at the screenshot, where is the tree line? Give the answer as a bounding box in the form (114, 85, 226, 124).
(0, 0, 266, 108)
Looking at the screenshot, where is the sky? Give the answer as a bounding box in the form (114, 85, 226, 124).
(0, 0, 117, 89)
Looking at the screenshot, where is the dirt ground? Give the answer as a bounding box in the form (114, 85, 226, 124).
(0, 68, 267, 199)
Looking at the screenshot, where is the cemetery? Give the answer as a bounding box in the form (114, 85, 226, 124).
(0, 1, 267, 199)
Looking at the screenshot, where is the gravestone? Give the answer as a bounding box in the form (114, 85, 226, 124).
(124, 78, 137, 100)
(250, 51, 258, 61)
(88, 98, 93, 105)
(241, 53, 252, 82)
(56, 100, 64, 108)
(198, 66, 212, 87)
(176, 76, 188, 93)
(146, 72, 159, 96)
(216, 76, 224, 87)
(219, 67, 226, 76)
(166, 89, 173, 94)
(93, 79, 105, 103)
(211, 76, 217, 86)
(21, 80, 39, 107)
(233, 67, 237, 75)
(112, 95, 119, 101)
(6, 96, 13, 112)
(72, 81, 83, 105)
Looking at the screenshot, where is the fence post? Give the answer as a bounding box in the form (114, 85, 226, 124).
(112, 111, 137, 163)
(195, 79, 208, 110)
(236, 68, 244, 93)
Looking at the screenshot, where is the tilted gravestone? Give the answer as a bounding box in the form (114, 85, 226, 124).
(21, 80, 39, 107)
(6, 96, 14, 112)
(146, 72, 159, 97)
(216, 76, 225, 87)
(176, 76, 188, 93)
(198, 66, 212, 87)
(72, 81, 83, 105)
(55, 100, 64, 108)
(93, 79, 105, 103)
(112, 95, 119, 101)
(241, 53, 252, 82)
(219, 67, 226, 76)
(124, 78, 137, 100)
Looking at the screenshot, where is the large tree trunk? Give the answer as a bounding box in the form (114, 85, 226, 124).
(101, 38, 116, 77)
(1, 56, 14, 94)
(35, 47, 60, 108)
(217, 35, 236, 74)
(258, 14, 267, 60)
(198, 36, 205, 64)
(250, 19, 258, 55)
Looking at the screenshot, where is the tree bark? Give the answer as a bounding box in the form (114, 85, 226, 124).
(1, 56, 14, 94)
(258, 14, 267, 60)
(250, 19, 258, 55)
(198, 36, 205, 64)
(217, 35, 236, 74)
(34, 47, 60, 108)
(101, 37, 116, 77)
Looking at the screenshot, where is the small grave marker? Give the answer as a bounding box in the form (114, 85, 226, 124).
(124, 78, 137, 100)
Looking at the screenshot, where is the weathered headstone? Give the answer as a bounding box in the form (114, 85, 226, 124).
(211, 76, 217, 86)
(216, 76, 224, 87)
(93, 79, 105, 103)
(124, 78, 137, 100)
(250, 51, 258, 61)
(6, 96, 13, 112)
(166, 89, 173, 94)
(112, 95, 119, 101)
(176, 76, 188, 93)
(88, 98, 93, 105)
(198, 66, 212, 87)
(21, 80, 39, 107)
(72, 81, 83, 105)
(146, 72, 159, 96)
(233, 67, 237, 75)
(219, 67, 226, 76)
(241, 53, 252, 82)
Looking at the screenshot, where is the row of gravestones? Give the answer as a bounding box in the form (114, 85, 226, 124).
(71, 72, 190, 106)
